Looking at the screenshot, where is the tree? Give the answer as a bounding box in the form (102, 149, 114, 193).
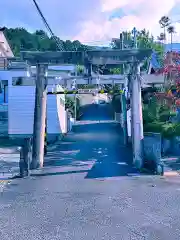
(111, 31, 132, 49)
(137, 29, 154, 49)
(76, 65, 84, 75)
(110, 68, 121, 74)
(3, 27, 92, 56)
(157, 33, 165, 46)
(111, 29, 163, 72)
(72, 40, 81, 51)
(159, 16, 170, 42)
(167, 25, 175, 51)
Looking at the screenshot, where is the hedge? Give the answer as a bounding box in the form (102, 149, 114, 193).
(144, 122, 180, 139)
(159, 111, 177, 122)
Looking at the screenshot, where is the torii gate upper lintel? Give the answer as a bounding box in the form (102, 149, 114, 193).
(20, 49, 152, 65)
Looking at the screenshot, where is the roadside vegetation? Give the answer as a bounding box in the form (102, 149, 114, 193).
(143, 93, 180, 139)
(142, 15, 180, 139)
(65, 96, 81, 119)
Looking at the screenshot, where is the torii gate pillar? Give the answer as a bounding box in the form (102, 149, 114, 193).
(130, 62, 144, 168)
(31, 64, 48, 169)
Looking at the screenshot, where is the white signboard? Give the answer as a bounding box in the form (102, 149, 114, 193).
(77, 89, 98, 94)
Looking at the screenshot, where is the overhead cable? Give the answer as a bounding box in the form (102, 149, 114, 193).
(32, 0, 64, 51)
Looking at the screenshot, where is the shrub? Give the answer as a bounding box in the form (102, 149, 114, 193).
(159, 104, 169, 114)
(143, 121, 164, 133)
(143, 103, 159, 124)
(159, 111, 176, 122)
(65, 96, 80, 118)
(144, 122, 180, 139)
(162, 123, 180, 138)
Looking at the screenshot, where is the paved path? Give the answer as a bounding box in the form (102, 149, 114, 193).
(1, 104, 180, 239)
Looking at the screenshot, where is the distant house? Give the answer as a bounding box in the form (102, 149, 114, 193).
(0, 64, 76, 139)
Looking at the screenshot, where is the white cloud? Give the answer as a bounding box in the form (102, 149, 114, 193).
(0, 0, 180, 44)
(101, 0, 130, 12)
(75, 0, 180, 44)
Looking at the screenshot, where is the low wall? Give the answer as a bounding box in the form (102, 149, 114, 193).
(67, 117, 75, 132)
(47, 133, 63, 144)
(143, 132, 162, 169)
(114, 112, 122, 126)
(0, 104, 8, 119)
(9, 133, 64, 145)
(162, 136, 180, 156)
(172, 137, 180, 155)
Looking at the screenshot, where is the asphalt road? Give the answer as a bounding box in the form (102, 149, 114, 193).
(1, 104, 180, 240)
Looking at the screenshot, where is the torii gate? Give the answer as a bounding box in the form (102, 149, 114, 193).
(20, 49, 152, 170)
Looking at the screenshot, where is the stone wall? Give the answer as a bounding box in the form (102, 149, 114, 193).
(162, 137, 180, 156)
(143, 132, 162, 168)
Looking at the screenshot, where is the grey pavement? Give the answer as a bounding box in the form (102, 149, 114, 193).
(1, 104, 180, 239)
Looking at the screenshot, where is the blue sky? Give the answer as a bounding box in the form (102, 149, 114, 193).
(1, 0, 180, 45)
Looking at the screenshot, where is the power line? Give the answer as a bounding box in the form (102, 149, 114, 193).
(32, 0, 64, 51)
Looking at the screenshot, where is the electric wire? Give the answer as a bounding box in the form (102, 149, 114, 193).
(32, 0, 64, 51)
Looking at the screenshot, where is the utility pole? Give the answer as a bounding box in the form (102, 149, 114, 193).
(74, 95, 77, 121)
(73, 72, 77, 122)
(31, 64, 47, 169)
(120, 32, 124, 50)
(131, 61, 143, 168)
(130, 27, 144, 168)
(119, 32, 128, 145)
(44, 113, 47, 155)
(132, 27, 138, 49)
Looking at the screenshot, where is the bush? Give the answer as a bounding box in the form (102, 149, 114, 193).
(143, 103, 159, 124)
(144, 122, 180, 139)
(170, 111, 177, 118)
(65, 96, 80, 118)
(143, 108, 155, 124)
(143, 121, 164, 133)
(159, 111, 176, 122)
(159, 104, 169, 114)
(162, 123, 180, 138)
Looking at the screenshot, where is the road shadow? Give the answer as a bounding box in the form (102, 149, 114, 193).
(42, 121, 140, 178)
(85, 143, 139, 179)
(80, 103, 114, 121)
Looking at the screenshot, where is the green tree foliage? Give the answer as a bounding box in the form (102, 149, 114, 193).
(4, 27, 93, 56)
(65, 96, 80, 118)
(111, 29, 164, 70)
(110, 68, 121, 74)
(111, 29, 163, 52)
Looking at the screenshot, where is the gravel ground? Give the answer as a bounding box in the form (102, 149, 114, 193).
(0, 104, 180, 240)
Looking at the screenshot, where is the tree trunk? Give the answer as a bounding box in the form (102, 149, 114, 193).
(164, 27, 166, 44)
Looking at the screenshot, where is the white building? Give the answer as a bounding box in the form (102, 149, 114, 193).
(0, 64, 76, 141)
